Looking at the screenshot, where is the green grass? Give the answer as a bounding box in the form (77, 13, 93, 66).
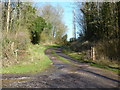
(62, 48, 120, 73)
(2, 44, 53, 74)
(51, 50, 72, 64)
(44, 44, 60, 49)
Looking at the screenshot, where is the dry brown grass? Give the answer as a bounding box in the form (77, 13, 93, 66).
(2, 30, 30, 67)
(95, 40, 119, 61)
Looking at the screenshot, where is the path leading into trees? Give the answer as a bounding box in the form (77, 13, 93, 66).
(2, 47, 120, 88)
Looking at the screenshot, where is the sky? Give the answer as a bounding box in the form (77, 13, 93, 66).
(33, 1, 78, 41)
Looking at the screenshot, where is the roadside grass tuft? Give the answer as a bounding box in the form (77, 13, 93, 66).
(44, 44, 61, 49)
(51, 50, 72, 64)
(2, 44, 53, 74)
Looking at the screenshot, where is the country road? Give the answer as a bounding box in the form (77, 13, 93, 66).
(2, 47, 120, 88)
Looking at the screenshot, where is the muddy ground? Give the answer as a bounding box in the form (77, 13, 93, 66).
(2, 47, 120, 88)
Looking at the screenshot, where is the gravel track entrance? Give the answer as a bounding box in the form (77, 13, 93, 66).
(2, 47, 120, 88)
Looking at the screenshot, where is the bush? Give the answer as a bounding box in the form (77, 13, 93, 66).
(2, 30, 30, 67)
(95, 39, 119, 61)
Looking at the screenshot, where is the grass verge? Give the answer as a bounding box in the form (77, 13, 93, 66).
(62, 48, 120, 73)
(51, 50, 72, 64)
(2, 44, 53, 74)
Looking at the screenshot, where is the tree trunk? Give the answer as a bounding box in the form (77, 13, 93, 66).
(6, 0, 11, 32)
(117, 2, 120, 60)
(117, 2, 120, 35)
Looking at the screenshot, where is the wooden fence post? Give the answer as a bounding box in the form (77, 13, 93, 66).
(93, 47, 96, 60)
(11, 42, 14, 55)
(91, 47, 93, 59)
(91, 47, 96, 60)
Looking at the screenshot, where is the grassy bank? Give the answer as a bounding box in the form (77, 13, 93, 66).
(62, 48, 119, 73)
(2, 44, 53, 74)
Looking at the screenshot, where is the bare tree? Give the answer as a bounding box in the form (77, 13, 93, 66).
(6, 0, 11, 32)
(38, 4, 67, 44)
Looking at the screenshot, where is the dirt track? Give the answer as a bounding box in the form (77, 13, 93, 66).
(2, 47, 120, 88)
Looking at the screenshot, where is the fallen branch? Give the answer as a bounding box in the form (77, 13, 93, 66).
(15, 50, 29, 53)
